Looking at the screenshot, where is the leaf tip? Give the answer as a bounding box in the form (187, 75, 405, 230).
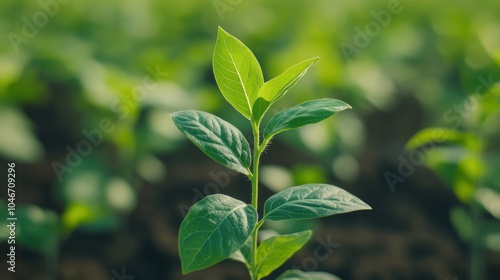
(336, 100, 352, 111)
(181, 264, 194, 275)
(361, 201, 372, 211)
(217, 26, 228, 36)
(179, 254, 190, 274)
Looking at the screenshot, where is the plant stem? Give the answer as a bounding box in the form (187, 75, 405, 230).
(251, 122, 260, 210)
(250, 121, 261, 280)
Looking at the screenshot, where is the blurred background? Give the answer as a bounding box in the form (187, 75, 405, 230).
(0, 0, 499, 279)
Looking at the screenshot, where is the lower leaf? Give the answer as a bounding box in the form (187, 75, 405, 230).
(256, 230, 312, 278)
(179, 194, 257, 274)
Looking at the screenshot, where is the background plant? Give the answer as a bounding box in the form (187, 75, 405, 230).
(407, 81, 500, 280)
(172, 27, 371, 280)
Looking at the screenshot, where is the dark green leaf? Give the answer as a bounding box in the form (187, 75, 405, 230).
(263, 99, 351, 140)
(179, 194, 258, 274)
(171, 110, 251, 175)
(256, 230, 312, 278)
(263, 184, 371, 221)
(213, 27, 264, 119)
(229, 236, 252, 268)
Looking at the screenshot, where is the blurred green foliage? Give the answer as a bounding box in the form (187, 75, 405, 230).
(407, 77, 500, 279)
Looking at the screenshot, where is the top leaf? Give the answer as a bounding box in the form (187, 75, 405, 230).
(253, 57, 319, 123)
(213, 27, 264, 119)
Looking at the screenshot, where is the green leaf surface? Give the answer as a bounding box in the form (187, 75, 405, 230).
(256, 230, 312, 278)
(179, 194, 258, 274)
(213, 27, 264, 119)
(263, 184, 371, 221)
(253, 57, 319, 123)
(277, 269, 342, 280)
(263, 99, 351, 140)
(171, 110, 251, 175)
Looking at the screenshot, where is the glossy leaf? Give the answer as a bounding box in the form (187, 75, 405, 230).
(263, 184, 371, 221)
(253, 57, 319, 122)
(277, 269, 342, 280)
(263, 99, 351, 140)
(179, 194, 258, 274)
(213, 27, 264, 119)
(256, 230, 312, 278)
(171, 110, 251, 175)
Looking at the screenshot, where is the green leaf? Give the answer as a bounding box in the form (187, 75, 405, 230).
(171, 110, 251, 175)
(179, 194, 258, 274)
(450, 206, 472, 242)
(406, 128, 482, 151)
(483, 221, 500, 252)
(263, 99, 351, 140)
(256, 230, 312, 278)
(263, 184, 371, 221)
(229, 236, 252, 269)
(0, 203, 59, 256)
(253, 57, 319, 123)
(277, 269, 342, 280)
(213, 27, 264, 119)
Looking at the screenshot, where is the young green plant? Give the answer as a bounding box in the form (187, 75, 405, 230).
(172, 27, 371, 280)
